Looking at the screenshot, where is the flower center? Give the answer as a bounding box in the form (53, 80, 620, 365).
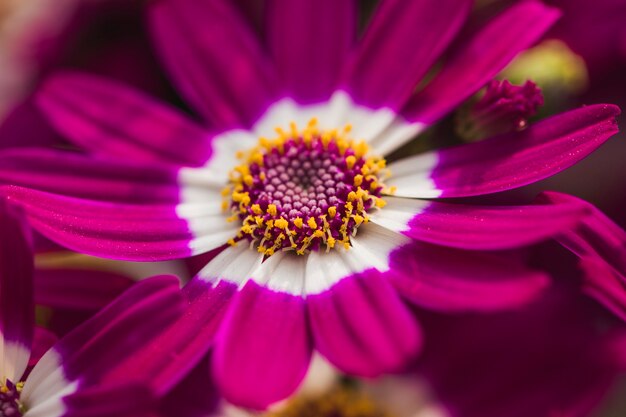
(225, 119, 390, 256)
(0, 379, 24, 417)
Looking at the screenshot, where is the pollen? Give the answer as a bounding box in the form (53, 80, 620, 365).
(223, 118, 391, 256)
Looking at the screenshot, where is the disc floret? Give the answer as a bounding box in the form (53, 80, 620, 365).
(225, 119, 391, 256)
(0, 379, 25, 417)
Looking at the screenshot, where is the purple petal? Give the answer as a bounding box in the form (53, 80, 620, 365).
(2, 186, 202, 261)
(0, 201, 34, 380)
(34, 269, 134, 311)
(342, 0, 471, 110)
(37, 72, 215, 167)
(308, 271, 421, 377)
(402, 0, 560, 125)
(100, 279, 235, 396)
(388, 104, 620, 198)
(0, 148, 182, 203)
(267, 0, 356, 104)
(213, 280, 311, 409)
(149, 0, 280, 129)
(390, 243, 549, 312)
(371, 196, 589, 250)
(51, 275, 184, 384)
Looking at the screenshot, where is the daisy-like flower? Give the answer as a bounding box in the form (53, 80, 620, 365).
(0, 201, 184, 417)
(0, 0, 621, 409)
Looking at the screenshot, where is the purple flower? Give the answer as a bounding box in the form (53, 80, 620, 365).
(0, 0, 621, 409)
(0, 201, 184, 417)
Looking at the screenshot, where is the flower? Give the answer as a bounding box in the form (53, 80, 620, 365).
(0, 0, 621, 409)
(0, 200, 184, 416)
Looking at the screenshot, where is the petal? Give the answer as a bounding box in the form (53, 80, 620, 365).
(375, 1, 561, 155)
(267, 0, 356, 104)
(213, 252, 312, 409)
(370, 195, 589, 250)
(3, 186, 236, 261)
(0, 201, 34, 381)
(100, 246, 259, 396)
(404, 1, 560, 124)
(149, 0, 280, 129)
(342, 0, 470, 111)
(0, 148, 182, 203)
(303, 221, 412, 296)
(22, 276, 184, 411)
(36, 72, 215, 167)
(387, 104, 620, 198)
(308, 270, 421, 377)
(34, 269, 134, 311)
(389, 243, 549, 312)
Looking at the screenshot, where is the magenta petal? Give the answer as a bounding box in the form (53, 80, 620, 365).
(214, 281, 311, 409)
(0, 201, 34, 349)
(267, 0, 355, 104)
(3, 186, 195, 261)
(0, 148, 182, 203)
(342, 0, 470, 110)
(37, 72, 215, 167)
(149, 0, 280, 129)
(376, 196, 588, 250)
(390, 243, 549, 312)
(308, 271, 421, 377)
(389, 104, 620, 198)
(101, 279, 235, 396)
(403, 0, 560, 124)
(34, 269, 134, 311)
(53, 275, 184, 383)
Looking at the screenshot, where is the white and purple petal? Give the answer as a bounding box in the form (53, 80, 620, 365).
(3, 186, 235, 261)
(213, 252, 311, 409)
(21, 276, 184, 415)
(370, 195, 589, 250)
(0, 201, 34, 382)
(389, 243, 550, 312)
(387, 104, 620, 198)
(308, 269, 421, 378)
(100, 246, 258, 396)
